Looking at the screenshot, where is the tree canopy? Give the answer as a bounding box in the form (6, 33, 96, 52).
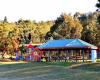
(0, 11, 100, 54)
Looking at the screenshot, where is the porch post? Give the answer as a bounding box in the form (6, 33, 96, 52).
(75, 50, 77, 62)
(65, 50, 67, 62)
(91, 49, 97, 63)
(82, 50, 84, 63)
(48, 51, 51, 62)
(58, 50, 61, 62)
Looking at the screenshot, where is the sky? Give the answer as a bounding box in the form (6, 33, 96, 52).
(0, 0, 97, 22)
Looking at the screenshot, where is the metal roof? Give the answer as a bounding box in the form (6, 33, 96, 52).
(38, 39, 97, 49)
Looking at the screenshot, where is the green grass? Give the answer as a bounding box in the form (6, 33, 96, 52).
(71, 63, 100, 71)
(0, 62, 100, 80)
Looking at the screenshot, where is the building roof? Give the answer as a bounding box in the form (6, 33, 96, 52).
(38, 39, 97, 50)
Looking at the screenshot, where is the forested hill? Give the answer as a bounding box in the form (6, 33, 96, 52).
(0, 11, 100, 52)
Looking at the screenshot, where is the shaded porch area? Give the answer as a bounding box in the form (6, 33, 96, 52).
(40, 48, 91, 62)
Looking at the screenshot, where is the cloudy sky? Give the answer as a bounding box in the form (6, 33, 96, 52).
(0, 0, 97, 22)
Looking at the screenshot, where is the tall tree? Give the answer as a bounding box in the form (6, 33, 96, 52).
(46, 13, 83, 40)
(96, 0, 100, 11)
(3, 16, 8, 23)
(96, 0, 100, 24)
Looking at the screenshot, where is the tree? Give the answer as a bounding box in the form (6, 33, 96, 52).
(96, 25, 100, 47)
(46, 13, 83, 40)
(80, 12, 99, 46)
(96, 0, 100, 11)
(3, 16, 8, 23)
(96, 0, 100, 24)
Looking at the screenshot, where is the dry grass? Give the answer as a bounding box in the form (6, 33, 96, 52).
(0, 62, 100, 80)
(0, 61, 26, 65)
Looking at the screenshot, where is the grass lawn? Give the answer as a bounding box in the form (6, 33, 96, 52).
(0, 62, 100, 80)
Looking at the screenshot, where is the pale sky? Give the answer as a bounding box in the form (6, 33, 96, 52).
(0, 0, 97, 22)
